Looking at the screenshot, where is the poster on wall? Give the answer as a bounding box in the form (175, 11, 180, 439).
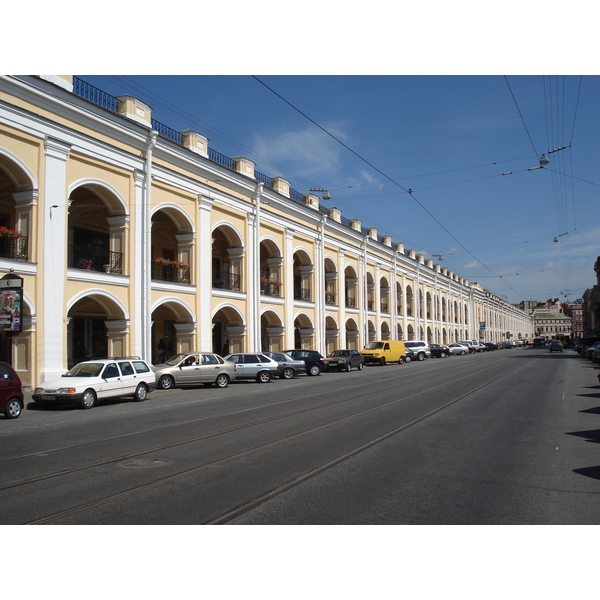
(0, 274, 23, 334)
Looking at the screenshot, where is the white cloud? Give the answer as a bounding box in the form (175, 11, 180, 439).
(252, 124, 346, 180)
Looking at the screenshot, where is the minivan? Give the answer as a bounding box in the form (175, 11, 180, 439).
(361, 340, 407, 365)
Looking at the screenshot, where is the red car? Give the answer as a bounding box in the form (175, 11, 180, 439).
(0, 361, 24, 419)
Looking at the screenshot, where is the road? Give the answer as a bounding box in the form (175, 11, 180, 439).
(1, 346, 599, 525)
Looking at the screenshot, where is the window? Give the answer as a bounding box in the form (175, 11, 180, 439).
(118, 362, 134, 376)
(103, 363, 119, 378)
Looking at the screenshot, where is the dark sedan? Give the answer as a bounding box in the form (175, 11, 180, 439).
(283, 350, 328, 376)
(429, 344, 450, 358)
(326, 349, 364, 371)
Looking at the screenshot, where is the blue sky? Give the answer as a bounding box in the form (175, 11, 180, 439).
(80, 74, 600, 304)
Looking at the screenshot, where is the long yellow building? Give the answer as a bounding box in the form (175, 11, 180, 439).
(0, 75, 534, 389)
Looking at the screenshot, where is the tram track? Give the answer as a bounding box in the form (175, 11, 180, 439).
(6, 356, 534, 525)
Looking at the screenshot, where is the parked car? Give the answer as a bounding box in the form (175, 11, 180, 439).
(484, 343, 498, 351)
(403, 341, 431, 361)
(262, 352, 306, 379)
(448, 343, 469, 355)
(458, 341, 477, 353)
(153, 352, 236, 389)
(283, 350, 328, 376)
(0, 362, 24, 419)
(32, 357, 157, 409)
(548, 340, 563, 353)
(224, 353, 279, 382)
(361, 341, 407, 366)
(429, 344, 450, 358)
(584, 341, 600, 360)
(326, 349, 364, 371)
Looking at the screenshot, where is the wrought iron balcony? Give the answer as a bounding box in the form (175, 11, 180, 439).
(152, 262, 190, 283)
(294, 287, 311, 302)
(69, 244, 123, 274)
(0, 235, 29, 261)
(213, 270, 241, 291)
(260, 282, 281, 297)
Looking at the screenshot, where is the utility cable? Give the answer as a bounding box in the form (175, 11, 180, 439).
(252, 75, 525, 299)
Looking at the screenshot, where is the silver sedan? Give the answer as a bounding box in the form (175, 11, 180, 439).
(447, 343, 469, 356)
(153, 352, 235, 389)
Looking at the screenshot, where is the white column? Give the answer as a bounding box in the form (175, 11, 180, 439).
(40, 136, 70, 382)
(284, 228, 295, 348)
(198, 194, 214, 351)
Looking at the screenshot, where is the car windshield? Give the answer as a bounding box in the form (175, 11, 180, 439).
(364, 342, 384, 350)
(64, 363, 103, 377)
(329, 350, 349, 357)
(163, 353, 189, 366)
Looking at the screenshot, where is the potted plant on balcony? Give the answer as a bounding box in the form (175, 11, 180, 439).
(154, 257, 172, 266)
(0, 226, 22, 238)
(214, 278, 226, 288)
(78, 258, 93, 270)
(325, 291, 336, 303)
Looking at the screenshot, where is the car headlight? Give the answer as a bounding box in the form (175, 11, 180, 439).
(34, 387, 44, 394)
(57, 387, 77, 394)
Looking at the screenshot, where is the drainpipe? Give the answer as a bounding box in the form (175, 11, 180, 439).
(142, 131, 157, 362)
(253, 182, 264, 352)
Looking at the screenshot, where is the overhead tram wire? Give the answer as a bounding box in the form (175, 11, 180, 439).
(252, 75, 525, 300)
(504, 76, 540, 157)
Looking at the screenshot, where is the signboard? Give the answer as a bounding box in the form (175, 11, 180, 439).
(0, 273, 23, 334)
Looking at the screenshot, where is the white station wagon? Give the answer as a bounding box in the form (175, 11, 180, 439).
(33, 357, 157, 409)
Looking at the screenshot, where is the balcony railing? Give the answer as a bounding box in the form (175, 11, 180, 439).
(345, 296, 356, 308)
(69, 244, 123, 274)
(152, 262, 190, 283)
(325, 293, 337, 306)
(380, 300, 389, 313)
(213, 270, 241, 292)
(260, 282, 281, 297)
(0, 236, 29, 261)
(294, 287, 311, 302)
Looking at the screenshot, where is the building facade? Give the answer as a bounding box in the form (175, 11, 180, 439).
(0, 75, 534, 389)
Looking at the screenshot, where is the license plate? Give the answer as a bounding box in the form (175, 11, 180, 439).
(41, 395, 55, 400)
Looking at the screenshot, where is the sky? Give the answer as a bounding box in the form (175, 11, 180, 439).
(78, 73, 600, 304)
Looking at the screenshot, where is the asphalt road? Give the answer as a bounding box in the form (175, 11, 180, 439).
(1, 346, 599, 525)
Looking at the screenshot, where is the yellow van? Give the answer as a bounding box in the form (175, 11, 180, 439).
(361, 340, 407, 365)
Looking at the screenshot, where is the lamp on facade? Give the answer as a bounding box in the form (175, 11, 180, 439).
(309, 188, 331, 201)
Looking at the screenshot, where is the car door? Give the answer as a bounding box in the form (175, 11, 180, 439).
(0, 363, 19, 408)
(199, 353, 226, 382)
(242, 354, 262, 378)
(178, 355, 202, 385)
(117, 360, 138, 396)
(98, 362, 123, 399)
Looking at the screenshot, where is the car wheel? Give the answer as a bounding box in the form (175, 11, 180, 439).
(257, 370, 271, 383)
(398, 357, 404, 364)
(461, 350, 466, 355)
(439, 352, 446, 358)
(380, 357, 386, 366)
(215, 374, 230, 388)
(308, 364, 321, 376)
(4, 398, 22, 419)
(133, 383, 148, 402)
(345, 363, 351, 372)
(80, 389, 97, 409)
(281, 367, 294, 379)
(417, 352, 425, 361)
(404, 355, 411, 363)
(158, 375, 175, 390)
(358, 362, 364, 370)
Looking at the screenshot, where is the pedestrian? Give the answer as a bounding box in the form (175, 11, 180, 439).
(157, 339, 167, 363)
(221, 341, 229, 357)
